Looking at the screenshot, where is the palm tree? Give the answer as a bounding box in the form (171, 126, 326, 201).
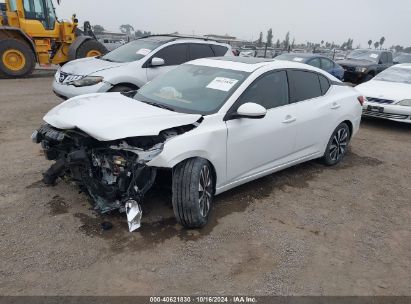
(374, 41, 380, 49)
(258, 32, 263, 47)
(119, 24, 135, 37)
(379, 37, 385, 50)
(368, 40, 372, 49)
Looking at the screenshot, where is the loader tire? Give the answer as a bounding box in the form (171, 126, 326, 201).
(0, 39, 36, 78)
(76, 39, 108, 59)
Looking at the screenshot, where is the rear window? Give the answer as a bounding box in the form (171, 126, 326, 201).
(319, 74, 331, 94)
(288, 70, 322, 103)
(211, 45, 229, 56)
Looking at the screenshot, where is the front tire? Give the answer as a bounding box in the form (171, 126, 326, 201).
(172, 158, 214, 228)
(322, 123, 350, 166)
(108, 85, 136, 93)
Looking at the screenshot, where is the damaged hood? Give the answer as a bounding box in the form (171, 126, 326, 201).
(60, 57, 128, 76)
(43, 93, 202, 141)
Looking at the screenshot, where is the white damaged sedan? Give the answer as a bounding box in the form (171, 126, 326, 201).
(356, 64, 411, 123)
(32, 57, 362, 231)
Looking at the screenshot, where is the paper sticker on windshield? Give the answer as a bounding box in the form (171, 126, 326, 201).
(136, 48, 151, 56)
(369, 54, 378, 58)
(207, 77, 239, 91)
(293, 57, 304, 62)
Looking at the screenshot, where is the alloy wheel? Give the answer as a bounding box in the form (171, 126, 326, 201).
(329, 127, 349, 161)
(198, 165, 212, 217)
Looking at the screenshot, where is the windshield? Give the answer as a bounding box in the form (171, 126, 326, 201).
(394, 54, 411, 63)
(134, 64, 250, 115)
(374, 67, 411, 84)
(101, 39, 163, 63)
(346, 50, 379, 62)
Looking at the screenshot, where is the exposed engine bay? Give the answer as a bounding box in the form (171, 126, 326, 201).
(32, 122, 198, 231)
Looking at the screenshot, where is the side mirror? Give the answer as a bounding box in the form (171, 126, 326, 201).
(151, 57, 165, 67)
(235, 102, 267, 119)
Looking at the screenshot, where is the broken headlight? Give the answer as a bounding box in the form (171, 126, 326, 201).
(70, 76, 104, 87)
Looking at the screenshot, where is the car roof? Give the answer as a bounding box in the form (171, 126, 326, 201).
(138, 34, 227, 45)
(277, 53, 324, 61)
(281, 52, 317, 57)
(187, 57, 330, 74)
(350, 49, 388, 53)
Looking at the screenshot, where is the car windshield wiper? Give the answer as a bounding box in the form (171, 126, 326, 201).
(141, 100, 175, 112)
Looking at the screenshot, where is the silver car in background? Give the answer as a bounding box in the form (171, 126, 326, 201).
(53, 35, 232, 99)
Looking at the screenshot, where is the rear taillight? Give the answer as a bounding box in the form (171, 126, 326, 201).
(357, 96, 365, 106)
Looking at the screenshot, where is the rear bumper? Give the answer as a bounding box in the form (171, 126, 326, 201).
(362, 101, 411, 123)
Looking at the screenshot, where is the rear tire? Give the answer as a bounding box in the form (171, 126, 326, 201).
(75, 39, 108, 59)
(322, 123, 350, 166)
(108, 85, 136, 93)
(0, 39, 36, 78)
(172, 158, 214, 228)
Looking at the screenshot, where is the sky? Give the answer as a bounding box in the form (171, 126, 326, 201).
(55, 0, 411, 47)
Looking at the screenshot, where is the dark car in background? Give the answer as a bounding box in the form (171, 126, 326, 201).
(337, 49, 393, 84)
(275, 53, 345, 80)
(394, 53, 411, 64)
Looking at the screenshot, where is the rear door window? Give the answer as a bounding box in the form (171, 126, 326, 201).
(320, 58, 334, 70)
(189, 44, 215, 60)
(288, 70, 322, 103)
(307, 58, 321, 69)
(154, 44, 189, 66)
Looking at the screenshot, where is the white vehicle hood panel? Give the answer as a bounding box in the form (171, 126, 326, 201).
(43, 93, 202, 141)
(60, 57, 127, 76)
(356, 80, 411, 102)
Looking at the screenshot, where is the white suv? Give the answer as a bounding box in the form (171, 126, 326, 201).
(53, 35, 232, 99)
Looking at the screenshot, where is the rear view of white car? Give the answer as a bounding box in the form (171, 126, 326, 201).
(53, 35, 232, 99)
(356, 64, 411, 123)
(34, 57, 362, 231)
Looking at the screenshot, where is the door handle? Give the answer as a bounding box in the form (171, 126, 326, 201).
(330, 102, 341, 109)
(282, 115, 296, 123)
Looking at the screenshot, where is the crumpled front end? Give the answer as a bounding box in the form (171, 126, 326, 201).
(31, 123, 194, 231)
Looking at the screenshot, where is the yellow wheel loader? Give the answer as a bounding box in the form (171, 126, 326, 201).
(0, 0, 107, 78)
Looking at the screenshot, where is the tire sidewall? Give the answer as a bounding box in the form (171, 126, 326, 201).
(172, 158, 214, 228)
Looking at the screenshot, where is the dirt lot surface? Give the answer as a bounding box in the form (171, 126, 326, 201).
(0, 77, 410, 296)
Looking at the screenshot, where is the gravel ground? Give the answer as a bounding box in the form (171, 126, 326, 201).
(0, 77, 410, 296)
